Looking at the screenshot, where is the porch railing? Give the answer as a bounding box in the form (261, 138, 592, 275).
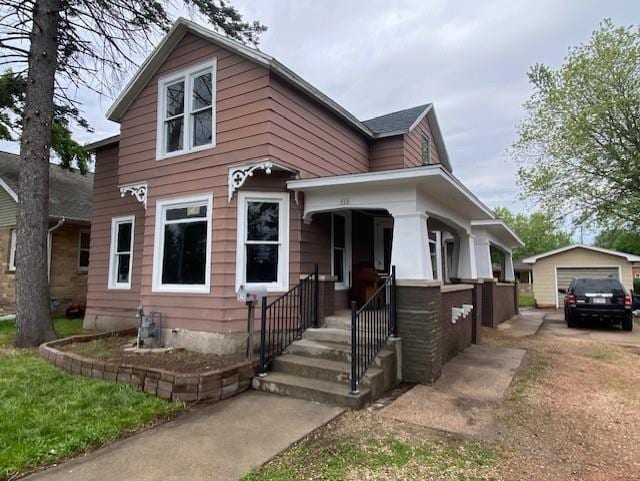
(350, 266, 397, 395)
(258, 264, 319, 375)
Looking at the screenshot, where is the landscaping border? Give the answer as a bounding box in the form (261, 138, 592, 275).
(38, 329, 256, 402)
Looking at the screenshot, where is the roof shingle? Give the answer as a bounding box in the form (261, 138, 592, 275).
(0, 151, 93, 222)
(362, 104, 431, 134)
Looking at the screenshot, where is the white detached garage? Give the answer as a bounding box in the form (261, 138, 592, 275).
(523, 245, 640, 308)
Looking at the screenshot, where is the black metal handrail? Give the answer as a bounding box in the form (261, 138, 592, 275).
(350, 265, 397, 395)
(258, 264, 319, 375)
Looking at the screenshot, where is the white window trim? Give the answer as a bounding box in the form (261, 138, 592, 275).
(374, 217, 393, 271)
(156, 58, 217, 160)
(152, 193, 213, 294)
(8, 229, 16, 272)
(331, 212, 352, 290)
(77, 229, 90, 272)
(108, 215, 135, 290)
(236, 191, 290, 293)
(428, 231, 443, 281)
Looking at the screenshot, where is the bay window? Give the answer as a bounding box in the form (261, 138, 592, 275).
(157, 58, 216, 159)
(108, 216, 135, 289)
(236, 191, 289, 292)
(153, 194, 213, 293)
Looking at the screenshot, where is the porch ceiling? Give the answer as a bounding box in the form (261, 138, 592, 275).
(471, 220, 524, 250)
(287, 165, 494, 223)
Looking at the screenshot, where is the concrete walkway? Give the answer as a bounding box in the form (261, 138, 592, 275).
(25, 391, 343, 481)
(380, 344, 526, 440)
(497, 308, 546, 337)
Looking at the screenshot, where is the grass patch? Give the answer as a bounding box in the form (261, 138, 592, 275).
(518, 291, 535, 307)
(0, 317, 84, 348)
(580, 344, 619, 363)
(241, 436, 497, 481)
(508, 349, 549, 404)
(0, 352, 181, 479)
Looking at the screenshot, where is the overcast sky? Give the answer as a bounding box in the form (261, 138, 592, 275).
(2, 0, 638, 216)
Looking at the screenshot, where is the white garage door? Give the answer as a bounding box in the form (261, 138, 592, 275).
(556, 267, 620, 307)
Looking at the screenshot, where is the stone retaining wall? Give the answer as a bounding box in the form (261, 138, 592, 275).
(38, 330, 255, 403)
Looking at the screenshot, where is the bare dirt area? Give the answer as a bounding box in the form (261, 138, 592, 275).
(61, 336, 245, 373)
(484, 316, 640, 481)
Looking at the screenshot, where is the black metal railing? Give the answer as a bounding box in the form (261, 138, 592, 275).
(350, 266, 397, 395)
(258, 264, 319, 375)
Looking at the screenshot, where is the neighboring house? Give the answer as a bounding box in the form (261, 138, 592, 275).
(493, 261, 533, 292)
(84, 18, 522, 399)
(523, 244, 640, 308)
(0, 151, 93, 315)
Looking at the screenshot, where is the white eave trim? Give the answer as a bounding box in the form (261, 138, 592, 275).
(287, 165, 494, 218)
(471, 219, 525, 248)
(85, 134, 120, 151)
(0, 177, 18, 202)
(106, 17, 374, 138)
(522, 244, 640, 264)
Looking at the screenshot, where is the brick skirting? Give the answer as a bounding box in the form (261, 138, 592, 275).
(38, 330, 255, 403)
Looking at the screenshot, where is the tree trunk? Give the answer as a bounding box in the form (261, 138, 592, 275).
(14, 0, 61, 347)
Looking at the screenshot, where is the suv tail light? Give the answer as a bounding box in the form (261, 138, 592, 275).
(625, 295, 632, 307)
(567, 294, 577, 306)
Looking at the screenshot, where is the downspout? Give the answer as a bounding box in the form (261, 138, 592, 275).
(47, 218, 65, 281)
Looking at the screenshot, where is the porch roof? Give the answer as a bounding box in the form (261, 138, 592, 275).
(471, 219, 524, 249)
(287, 165, 494, 222)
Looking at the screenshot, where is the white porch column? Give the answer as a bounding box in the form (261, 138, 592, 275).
(504, 251, 515, 282)
(390, 212, 433, 279)
(474, 236, 493, 279)
(457, 232, 477, 280)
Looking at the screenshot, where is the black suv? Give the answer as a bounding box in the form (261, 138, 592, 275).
(561, 277, 633, 331)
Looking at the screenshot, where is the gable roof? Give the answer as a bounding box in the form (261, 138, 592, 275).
(103, 18, 454, 172)
(522, 244, 640, 264)
(0, 151, 94, 222)
(107, 17, 372, 137)
(363, 104, 431, 134)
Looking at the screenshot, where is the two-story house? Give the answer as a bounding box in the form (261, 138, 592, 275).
(85, 18, 522, 402)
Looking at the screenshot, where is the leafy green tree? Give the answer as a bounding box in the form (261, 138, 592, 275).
(0, 1, 265, 347)
(514, 19, 640, 231)
(595, 228, 640, 255)
(494, 207, 573, 260)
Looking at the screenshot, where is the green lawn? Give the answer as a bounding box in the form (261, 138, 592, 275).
(518, 291, 535, 307)
(0, 318, 182, 479)
(0, 317, 84, 348)
(241, 436, 496, 481)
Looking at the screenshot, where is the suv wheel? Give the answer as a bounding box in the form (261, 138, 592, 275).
(622, 313, 633, 332)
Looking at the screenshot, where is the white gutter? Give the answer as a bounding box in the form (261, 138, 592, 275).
(47, 217, 65, 281)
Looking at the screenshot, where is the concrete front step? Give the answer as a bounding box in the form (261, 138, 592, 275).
(273, 353, 384, 386)
(303, 327, 382, 345)
(252, 372, 371, 409)
(286, 338, 354, 363)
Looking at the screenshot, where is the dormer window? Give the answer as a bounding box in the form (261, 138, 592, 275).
(156, 59, 217, 159)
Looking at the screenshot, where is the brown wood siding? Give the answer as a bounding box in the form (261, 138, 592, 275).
(369, 136, 404, 171)
(267, 75, 369, 178)
(85, 143, 144, 323)
(403, 115, 442, 168)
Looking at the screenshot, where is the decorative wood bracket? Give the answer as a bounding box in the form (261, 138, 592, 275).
(119, 182, 148, 210)
(228, 161, 274, 202)
(451, 303, 474, 324)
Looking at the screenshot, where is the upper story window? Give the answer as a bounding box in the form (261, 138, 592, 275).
(156, 59, 217, 159)
(422, 135, 431, 165)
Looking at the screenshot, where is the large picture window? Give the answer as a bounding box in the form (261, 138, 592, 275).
(153, 194, 213, 293)
(108, 216, 135, 289)
(157, 59, 216, 159)
(236, 192, 289, 292)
